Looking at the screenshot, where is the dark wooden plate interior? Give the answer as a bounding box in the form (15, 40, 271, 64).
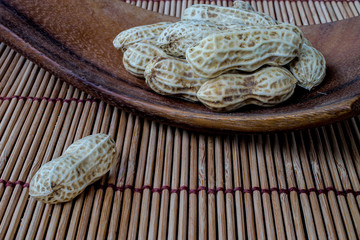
(1, 0, 359, 132)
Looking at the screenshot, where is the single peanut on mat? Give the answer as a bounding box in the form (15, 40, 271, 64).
(29, 134, 116, 204)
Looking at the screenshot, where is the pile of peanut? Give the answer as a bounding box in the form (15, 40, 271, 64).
(113, 1, 326, 111)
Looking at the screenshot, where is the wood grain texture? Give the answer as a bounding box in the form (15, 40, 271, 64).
(0, 0, 359, 132)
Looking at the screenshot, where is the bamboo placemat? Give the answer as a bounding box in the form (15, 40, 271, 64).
(1, 1, 360, 239)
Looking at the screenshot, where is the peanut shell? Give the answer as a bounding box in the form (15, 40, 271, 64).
(145, 56, 209, 102)
(29, 134, 116, 204)
(197, 67, 297, 111)
(186, 23, 303, 78)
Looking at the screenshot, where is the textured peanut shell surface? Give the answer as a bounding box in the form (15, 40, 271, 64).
(29, 134, 116, 204)
(145, 56, 209, 102)
(197, 67, 297, 111)
(157, 20, 223, 58)
(123, 42, 167, 77)
(289, 42, 326, 90)
(232, 0, 255, 11)
(186, 23, 303, 78)
(113, 22, 172, 51)
(182, 4, 277, 26)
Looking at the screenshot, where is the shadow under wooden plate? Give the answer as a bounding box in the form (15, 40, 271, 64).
(0, 0, 359, 133)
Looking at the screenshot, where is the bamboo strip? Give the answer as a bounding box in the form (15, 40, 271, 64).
(325, 2, 338, 21)
(167, 128, 181, 239)
(322, 125, 360, 238)
(272, 0, 283, 22)
(255, 135, 277, 239)
(188, 133, 198, 239)
(288, 132, 320, 239)
(0, 75, 57, 239)
(96, 109, 127, 240)
(223, 136, 236, 239)
(198, 134, 207, 240)
(0, 55, 25, 103)
(0, 70, 49, 225)
(310, 129, 349, 239)
(272, 134, 296, 239)
(126, 119, 151, 240)
(248, 135, 266, 239)
(147, 124, 166, 240)
(264, 134, 287, 239)
(156, 126, 174, 240)
(0, 47, 12, 72)
(0, 60, 32, 141)
(177, 130, 189, 240)
(341, 120, 360, 179)
(297, 131, 337, 239)
(0, 49, 16, 83)
(214, 136, 227, 239)
(231, 136, 245, 239)
(0, 43, 6, 57)
(301, 1, 316, 24)
(239, 135, 256, 239)
(0, 68, 47, 198)
(107, 113, 136, 239)
(117, 116, 143, 240)
(207, 136, 217, 240)
(296, 1, 310, 25)
(319, 126, 359, 239)
(136, 121, 158, 239)
(354, 1, 360, 13)
(10, 77, 62, 240)
(280, 133, 306, 239)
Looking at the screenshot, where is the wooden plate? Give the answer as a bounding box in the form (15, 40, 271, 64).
(1, 0, 359, 133)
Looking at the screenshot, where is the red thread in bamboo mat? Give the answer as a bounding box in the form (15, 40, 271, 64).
(0, 95, 98, 103)
(2, 179, 360, 197)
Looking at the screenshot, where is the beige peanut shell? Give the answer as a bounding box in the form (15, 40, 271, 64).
(197, 67, 297, 111)
(289, 41, 326, 90)
(113, 22, 173, 51)
(182, 4, 277, 26)
(233, 0, 255, 11)
(144, 56, 209, 102)
(186, 23, 303, 78)
(157, 20, 223, 58)
(29, 134, 116, 204)
(123, 42, 168, 77)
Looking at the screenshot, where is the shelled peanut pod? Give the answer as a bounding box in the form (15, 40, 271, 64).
(182, 4, 277, 26)
(186, 23, 303, 78)
(123, 42, 168, 77)
(197, 67, 297, 111)
(113, 22, 173, 51)
(145, 56, 209, 102)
